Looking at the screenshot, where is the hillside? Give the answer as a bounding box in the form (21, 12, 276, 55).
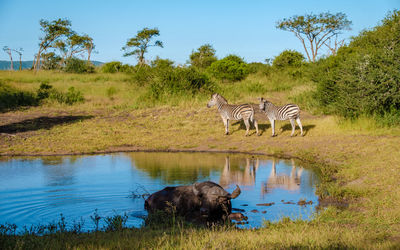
(0, 60, 103, 70)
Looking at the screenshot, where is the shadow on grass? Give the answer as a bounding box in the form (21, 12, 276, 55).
(231, 121, 270, 136)
(232, 121, 316, 136)
(0, 115, 94, 134)
(281, 124, 316, 136)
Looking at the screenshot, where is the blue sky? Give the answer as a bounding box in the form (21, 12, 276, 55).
(0, 0, 398, 64)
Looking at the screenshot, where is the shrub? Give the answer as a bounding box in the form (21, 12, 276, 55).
(0, 81, 37, 111)
(101, 61, 134, 73)
(273, 50, 305, 68)
(64, 58, 95, 73)
(145, 67, 215, 101)
(189, 44, 217, 69)
(151, 57, 174, 69)
(208, 55, 249, 81)
(313, 10, 400, 121)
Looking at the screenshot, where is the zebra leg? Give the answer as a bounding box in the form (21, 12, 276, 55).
(269, 118, 276, 137)
(254, 119, 260, 136)
(296, 117, 304, 136)
(244, 118, 250, 136)
(290, 119, 296, 137)
(222, 118, 229, 135)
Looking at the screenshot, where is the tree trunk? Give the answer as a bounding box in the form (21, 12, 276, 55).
(19, 55, 22, 70)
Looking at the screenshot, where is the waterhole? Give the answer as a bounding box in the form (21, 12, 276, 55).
(0, 152, 319, 231)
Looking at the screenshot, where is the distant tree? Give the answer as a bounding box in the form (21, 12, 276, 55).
(33, 18, 72, 70)
(151, 56, 174, 69)
(122, 27, 163, 65)
(12, 48, 23, 70)
(189, 44, 217, 69)
(276, 12, 351, 62)
(66, 33, 94, 60)
(3, 46, 13, 70)
(83, 35, 95, 62)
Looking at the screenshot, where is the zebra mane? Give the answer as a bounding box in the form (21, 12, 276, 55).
(216, 94, 228, 104)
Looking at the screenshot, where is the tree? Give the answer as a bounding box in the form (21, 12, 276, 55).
(33, 18, 72, 70)
(276, 12, 351, 62)
(323, 34, 345, 56)
(122, 27, 163, 65)
(3, 46, 13, 70)
(12, 48, 23, 70)
(189, 44, 217, 69)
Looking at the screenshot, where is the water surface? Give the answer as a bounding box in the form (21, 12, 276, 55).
(0, 152, 319, 230)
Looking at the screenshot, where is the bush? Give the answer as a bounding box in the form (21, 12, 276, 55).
(273, 50, 305, 68)
(64, 58, 95, 74)
(208, 55, 249, 81)
(189, 44, 217, 69)
(313, 10, 400, 121)
(144, 67, 215, 101)
(0, 81, 37, 111)
(37, 82, 84, 105)
(101, 61, 134, 73)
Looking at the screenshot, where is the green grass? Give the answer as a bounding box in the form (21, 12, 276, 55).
(1, 70, 400, 248)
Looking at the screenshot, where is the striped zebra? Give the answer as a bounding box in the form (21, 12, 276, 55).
(207, 93, 259, 136)
(258, 97, 303, 137)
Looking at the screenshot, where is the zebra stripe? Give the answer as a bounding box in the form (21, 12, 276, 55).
(207, 93, 258, 136)
(259, 97, 303, 137)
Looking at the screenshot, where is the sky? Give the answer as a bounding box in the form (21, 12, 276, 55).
(0, 0, 399, 65)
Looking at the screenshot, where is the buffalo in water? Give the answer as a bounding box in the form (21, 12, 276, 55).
(145, 181, 241, 222)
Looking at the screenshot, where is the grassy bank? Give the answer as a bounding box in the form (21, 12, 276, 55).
(1, 71, 400, 248)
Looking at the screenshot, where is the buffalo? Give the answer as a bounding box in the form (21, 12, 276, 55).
(145, 181, 241, 222)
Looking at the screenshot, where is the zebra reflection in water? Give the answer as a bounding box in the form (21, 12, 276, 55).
(262, 159, 303, 195)
(219, 157, 259, 187)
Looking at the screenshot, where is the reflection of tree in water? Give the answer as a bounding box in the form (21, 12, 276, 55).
(41, 156, 81, 186)
(128, 152, 225, 184)
(219, 157, 259, 187)
(262, 159, 303, 195)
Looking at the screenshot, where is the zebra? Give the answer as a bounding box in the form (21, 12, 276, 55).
(207, 93, 259, 136)
(258, 97, 303, 137)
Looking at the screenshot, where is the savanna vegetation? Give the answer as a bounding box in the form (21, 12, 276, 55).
(1, 10, 400, 249)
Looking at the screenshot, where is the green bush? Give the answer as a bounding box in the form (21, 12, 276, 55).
(208, 55, 249, 82)
(273, 50, 305, 68)
(37, 82, 84, 105)
(189, 44, 217, 69)
(144, 67, 215, 101)
(313, 10, 400, 122)
(131, 65, 154, 85)
(64, 58, 95, 74)
(151, 57, 174, 69)
(101, 61, 134, 73)
(0, 81, 37, 111)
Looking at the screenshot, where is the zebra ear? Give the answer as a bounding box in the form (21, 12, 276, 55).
(258, 97, 264, 102)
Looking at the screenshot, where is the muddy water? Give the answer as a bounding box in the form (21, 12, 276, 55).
(0, 152, 319, 230)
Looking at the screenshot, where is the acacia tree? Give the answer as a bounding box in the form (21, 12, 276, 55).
(276, 12, 351, 62)
(33, 18, 72, 70)
(122, 27, 163, 65)
(189, 44, 217, 69)
(3, 46, 13, 70)
(12, 48, 23, 70)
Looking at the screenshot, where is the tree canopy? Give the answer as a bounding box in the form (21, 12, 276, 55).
(189, 44, 217, 69)
(122, 28, 163, 65)
(276, 12, 352, 62)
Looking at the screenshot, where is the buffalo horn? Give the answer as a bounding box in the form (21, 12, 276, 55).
(229, 185, 241, 199)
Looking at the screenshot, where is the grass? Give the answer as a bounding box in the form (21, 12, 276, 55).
(1, 70, 400, 248)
